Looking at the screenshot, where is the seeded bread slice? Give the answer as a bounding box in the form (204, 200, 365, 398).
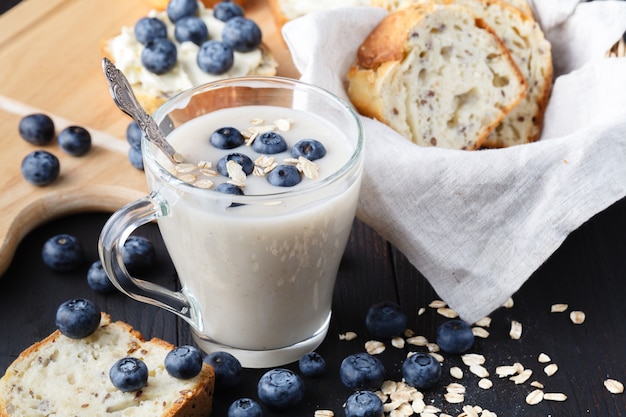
(447, 0, 551, 147)
(0, 313, 214, 417)
(347, 4, 527, 150)
(372, 0, 533, 18)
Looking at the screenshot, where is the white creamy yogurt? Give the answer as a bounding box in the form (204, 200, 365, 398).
(278, 0, 372, 20)
(148, 105, 362, 352)
(107, 3, 263, 97)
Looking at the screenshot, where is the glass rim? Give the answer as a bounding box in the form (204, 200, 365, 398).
(144, 76, 365, 203)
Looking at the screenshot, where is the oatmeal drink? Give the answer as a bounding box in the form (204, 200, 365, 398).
(99, 77, 364, 368)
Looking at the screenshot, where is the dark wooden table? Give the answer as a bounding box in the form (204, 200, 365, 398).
(1, 195, 626, 416)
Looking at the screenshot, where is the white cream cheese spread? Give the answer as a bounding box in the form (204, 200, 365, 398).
(107, 3, 264, 97)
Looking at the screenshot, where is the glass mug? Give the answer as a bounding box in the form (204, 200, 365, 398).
(99, 77, 364, 368)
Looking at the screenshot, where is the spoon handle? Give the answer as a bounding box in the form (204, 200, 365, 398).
(102, 58, 181, 164)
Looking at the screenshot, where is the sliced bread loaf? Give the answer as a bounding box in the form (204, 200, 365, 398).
(347, 4, 527, 150)
(0, 313, 214, 417)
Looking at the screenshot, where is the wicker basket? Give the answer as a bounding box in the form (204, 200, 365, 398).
(606, 37, 625, 57)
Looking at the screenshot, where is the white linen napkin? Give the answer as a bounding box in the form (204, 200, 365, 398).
(282, 0, 626, 324)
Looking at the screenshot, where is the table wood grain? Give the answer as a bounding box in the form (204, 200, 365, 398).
(1, 0, 626, 416)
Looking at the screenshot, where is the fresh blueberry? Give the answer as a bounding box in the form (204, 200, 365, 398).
(291, 139, 327, 161)
(221, 16, 262, 52)
(204, 351, 242, 388)
(142, 38, 177, 74)
(21, 150, 60, 186)
(134, 16, 167, 45)
(339, 353, 385, 391)
(266, 164, 301, 187)
(122, 235, 155, 274)
(436, 319, 475, 354)
(214, 1, 244, 22)
(57, 125, 91, 156)
(128, 143, 144, 170)
(109, 357, 149, 392)
(298, 352, 326, 377)
(210, 126, 244, 149)
(365, 301, 408, 339)
(126, 121, 142, 148)
(197, 40, 234, 75)
(402, 353, 442, 390)
(87, 260, 116, 293)
(228, 398, 263, 417)
(175, 16, 209, 46)
(344, 390, 384, 417)
(217, 153, 254, 177)
(216, 182, 244, 196)
(166, 0, 198, 22)
(42, 234, 84, 272)
(257, 368, 305, 410)
(165, 345, 203, 379)
(251, 131, 287, 154)
(18, 113, 55, 145)
(55, 298, 101, 339)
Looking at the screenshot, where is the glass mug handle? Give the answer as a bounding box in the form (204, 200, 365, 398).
(98, 192, 203, 333)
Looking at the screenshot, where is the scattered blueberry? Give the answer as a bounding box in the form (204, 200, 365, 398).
(142, 38, 177, 75)
(257, 368, 305, 410)
(365, 301, 408, 339)
(344, 390, 384, 417)
(217, 153, 254, 177)
(204, 351, 242, 388)
(175, 16, 209, 46)
(291, 139, 326, 161)
(339, 353, 385, 391)
(167, 0, 198, 22)
(42, 233, 84, 272)
(214, 1, 244, 22)
(298, 352, 326, 377)
(126, 121, 142, 149)
(165, 345, 203, 379)
(251, 131, 287, 154)
(86, 260, 116, 293)
(21, 150, 60, 186)
(134, 16, 167, 45)
(215, 182, 244, 196)
(55, 298, 101, 339)
(228, 398, 263, 417)
(57, 125, 91, 156)
(109, 357, 149, 392)
(122, 235, 155, 275)
(128, 143, 144, 170)
(266, 164, 301, 187)
(402, 353, 442, 390)
(18, 113, 55, 145)
(436, 319, 475, 354)
(221, 16, 262, 52)
(197, 40, 234, 75)
(210, 126, 244, 149)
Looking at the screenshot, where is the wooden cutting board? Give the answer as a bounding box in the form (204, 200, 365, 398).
(0, 0, 298, 276)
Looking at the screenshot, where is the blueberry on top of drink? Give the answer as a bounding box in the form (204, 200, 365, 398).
(170, 116, 328, 192)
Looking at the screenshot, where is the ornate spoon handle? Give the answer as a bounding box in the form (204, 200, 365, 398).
(102, 57, 182, 164)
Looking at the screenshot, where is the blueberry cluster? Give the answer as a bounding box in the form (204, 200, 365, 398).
(18, 113, 92, 186)
(135, 0, 261, 76)
(209, 125, 327, 194)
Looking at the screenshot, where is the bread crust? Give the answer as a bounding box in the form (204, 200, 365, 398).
(0, 313, 214, 417)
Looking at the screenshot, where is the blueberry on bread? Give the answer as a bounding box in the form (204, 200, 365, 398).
(102, 1, 277, 114)
(0, 312, 214, 416)
(347, 4, 527, 150)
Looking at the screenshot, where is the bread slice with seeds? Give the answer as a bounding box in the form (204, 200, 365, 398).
(0, 313, 214, 417)
(347, 4, 527, 150)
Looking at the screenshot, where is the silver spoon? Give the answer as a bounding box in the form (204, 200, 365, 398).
(101, 57, 183, 164)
